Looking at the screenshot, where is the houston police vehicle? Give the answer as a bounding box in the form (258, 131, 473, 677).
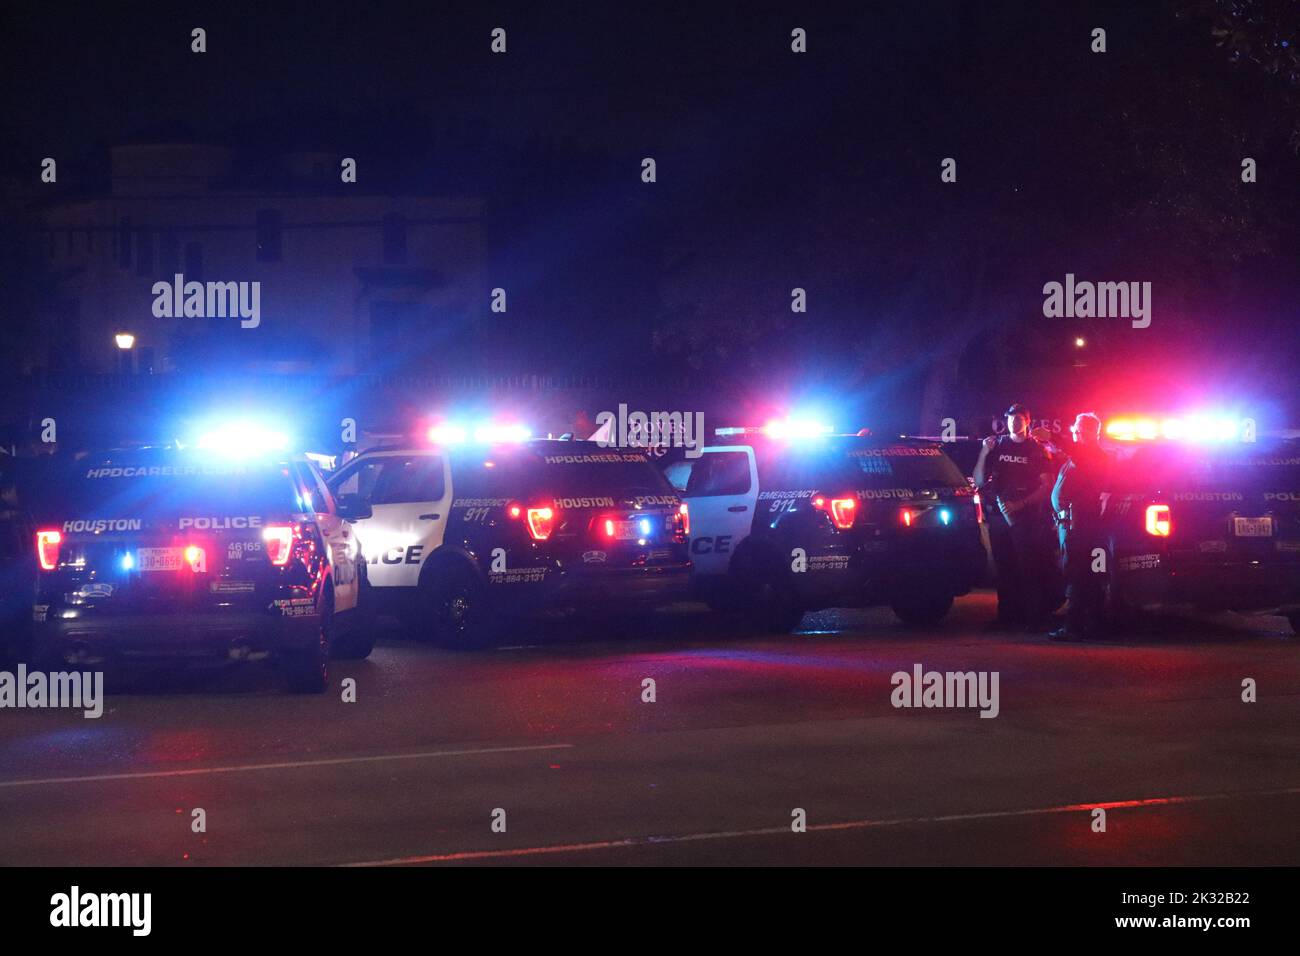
(657, 417, 987, 630)
(27, 425, 369, 692)
(1095, 416, 1300, 633)
(325, 423, 692, 647)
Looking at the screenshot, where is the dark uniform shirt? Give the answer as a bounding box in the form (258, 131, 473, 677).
(984, 435, 1053, 524)
(1051, 442, 1112, 527)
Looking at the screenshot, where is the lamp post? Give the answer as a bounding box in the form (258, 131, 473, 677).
(115, 332, 135, 375)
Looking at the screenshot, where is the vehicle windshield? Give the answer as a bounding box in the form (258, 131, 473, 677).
(1113, 444, 1300, 493)
(758, 438, 967, 490)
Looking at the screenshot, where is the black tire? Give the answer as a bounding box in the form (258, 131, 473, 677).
(331, 570, 377, 660)
(1101, 552, 1131, 631)
(736, 550, 804, 634)
(425, 565, 502, 649)
(281, 594, 331, 693)
(892, 592, 955, 627)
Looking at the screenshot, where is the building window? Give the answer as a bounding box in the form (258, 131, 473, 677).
(160, 230, 179, 275)
(135, 228, 154, 277)
(382, 212, 407, 264)
(118, 217, 132, 268)
(256, 209, 282, 262)
(184, 242, 203, 282)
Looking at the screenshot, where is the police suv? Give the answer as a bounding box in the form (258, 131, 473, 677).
(28, 440, 369, 692)
(657, 421, 987, 630)
(1096, 421, 1300, 632)
(325, 434, 692, 647)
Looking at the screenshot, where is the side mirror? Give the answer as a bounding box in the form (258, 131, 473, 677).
(335, 493, 372, 521)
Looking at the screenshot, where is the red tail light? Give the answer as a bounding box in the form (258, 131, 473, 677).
(526, 507, 556, 541)
(262, 525, 296, 565)
(901, 509, 914, 527)
(184, 544, 206, 572)
(36, 529, 62, 571)
(1145, 503, 1171, 537)
(676, 502, 690, 538)
(813, 493, 857, 530)
(972, 492, 984, 524)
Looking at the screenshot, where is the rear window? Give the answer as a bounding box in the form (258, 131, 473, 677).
(29, 452, 299, 520)
(757, 440, 966, 490)
(533, 452, 672, 498)
(1113, 445, 1300, 493)
(449, 445, 676, 502)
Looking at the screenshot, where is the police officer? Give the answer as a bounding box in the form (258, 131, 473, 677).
(973, 403, 1057, 630)
(1049, 412, 1112, 641)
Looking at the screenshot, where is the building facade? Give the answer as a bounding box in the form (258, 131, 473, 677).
(31, 144, 485, 376)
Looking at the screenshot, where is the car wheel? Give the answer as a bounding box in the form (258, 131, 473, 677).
(1101, 557, 1131, 631)
(427, 567, 501, 649)
(891, 592, 954, 627)
(738, 553, 804, 633)
(282, 595, 331, 693)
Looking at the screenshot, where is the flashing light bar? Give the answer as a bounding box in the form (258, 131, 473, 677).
(195, 422, 291, 456)
(1104, 415, 1247, 443)
(716, 418, 836, 439)
(428, 422, 531, 445)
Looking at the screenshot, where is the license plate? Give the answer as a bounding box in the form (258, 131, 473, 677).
(1233, 517, 1273, 538)
(610, 519, 652, 540)
(137, 547, 187, 571)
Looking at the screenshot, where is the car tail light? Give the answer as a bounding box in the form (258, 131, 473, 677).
(1145, 504, 1171, 537)
(36, 529, 62, 571)
(184, 544, 207, 572)
(813, 493, 857, 530)
(263, 524, 297, 565)
(972, 492, 984, 524)
(677, 502, 690, 537)
(900, 508, 914, 527)
(526, 507, 556, 541)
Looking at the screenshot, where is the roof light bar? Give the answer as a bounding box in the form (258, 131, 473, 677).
(1105, 415, 1245, 443)
(716, 419, 836, 439)
(195, 422, 291, 457)
(427, 422, 530, 445)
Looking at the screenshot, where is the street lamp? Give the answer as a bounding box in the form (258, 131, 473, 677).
(1074, 336, 1086, 348)
(115, 331, 135, 374)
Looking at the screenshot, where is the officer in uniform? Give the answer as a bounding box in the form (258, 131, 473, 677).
(973, 403, 1057, 630)
(1049, 412, 1113, 641)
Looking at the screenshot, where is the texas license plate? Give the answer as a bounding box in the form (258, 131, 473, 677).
(1233, 517, 1273, 538)
(610, 519, 650, 540)
(137, 547, 187, 571)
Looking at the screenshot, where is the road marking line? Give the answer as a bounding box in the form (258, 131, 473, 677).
(342, 784, 1300, 866)
(0, 743, 575, 789)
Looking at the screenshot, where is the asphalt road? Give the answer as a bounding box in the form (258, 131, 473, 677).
(1, 592, 1298, 866)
